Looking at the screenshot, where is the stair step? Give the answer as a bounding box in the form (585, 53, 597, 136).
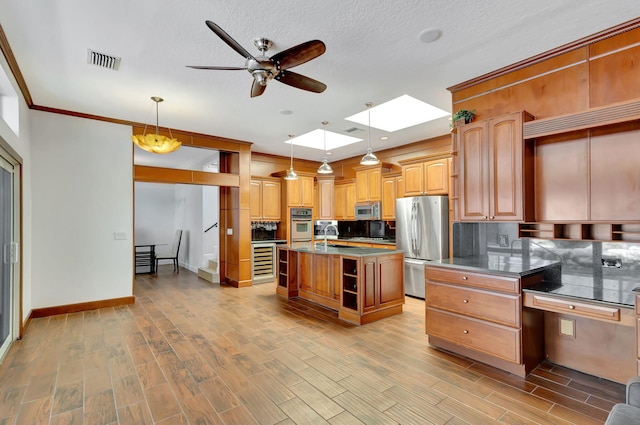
(207, 260, 218, 270)
(198, 267, 220, 284)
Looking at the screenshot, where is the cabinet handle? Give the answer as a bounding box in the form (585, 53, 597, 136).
(463, 299, 469, 303)
(463, 330, 469, 334)
(483, 216, 487, 220)
(568, 305, 575, 310)
(462, 276, 468, 280)
(489, 216, 494, 220)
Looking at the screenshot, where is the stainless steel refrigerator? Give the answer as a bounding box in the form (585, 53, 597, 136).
(396, 195, 449, 298)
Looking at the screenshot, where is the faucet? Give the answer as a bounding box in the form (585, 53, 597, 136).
(323, 224, 339, 249)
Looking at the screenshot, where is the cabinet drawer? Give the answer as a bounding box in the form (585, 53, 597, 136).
(426, 281, 520, 327)
(427, 308, 521, 364)
(425, 266, 520, 294)
(527, 294, 620, 321)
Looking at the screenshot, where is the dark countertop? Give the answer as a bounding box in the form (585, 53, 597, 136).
(427, 255, 561, 278)
(523, 276, 638, 308)
(284, 243, 403, 257)
(335, 237, 396, 245)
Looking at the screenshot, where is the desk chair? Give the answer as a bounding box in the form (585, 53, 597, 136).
(155, 230, 183, 273)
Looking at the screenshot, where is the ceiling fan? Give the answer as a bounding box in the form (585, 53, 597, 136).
(187, 21, 327, 98)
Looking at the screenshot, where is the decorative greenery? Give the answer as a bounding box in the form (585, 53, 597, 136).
(450, 109, 476, 127)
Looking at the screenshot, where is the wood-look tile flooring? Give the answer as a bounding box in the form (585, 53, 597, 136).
(0, 266, 624, 425)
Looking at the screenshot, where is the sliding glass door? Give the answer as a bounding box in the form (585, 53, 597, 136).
(0, 152, 18, 361)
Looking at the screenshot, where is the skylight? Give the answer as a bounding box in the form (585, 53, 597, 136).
(285, 130, 363, 151)
(345, 94, 450, 132)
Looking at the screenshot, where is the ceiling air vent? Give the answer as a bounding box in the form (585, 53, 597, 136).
(87, 49, 121, 71)
(345, 127, 363, 134)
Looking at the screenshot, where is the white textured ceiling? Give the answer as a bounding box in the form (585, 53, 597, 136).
(1, 1, 639, 166)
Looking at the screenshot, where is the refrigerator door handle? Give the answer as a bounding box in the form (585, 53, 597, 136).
(410, 202, 417, 256)
(415, 201, 422, 254)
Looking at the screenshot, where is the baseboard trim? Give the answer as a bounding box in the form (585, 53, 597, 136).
(30, 296, 135, 318)
(20, 310, 33, 338)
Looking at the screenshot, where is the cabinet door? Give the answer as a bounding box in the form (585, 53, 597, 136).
(345, 184, 356, 219)
(425, 159, 449, 195)
(314, 254, 332, 298)
(382, 177, 396, 220)
(378, 254, 404, 307)
(402, 163, 424, 196)
(300, 176, 314, 207)
(488, 112, 523, 221)
(298, 252, 314, 291)
(286, 178, 301, 207)
(334, 185, 345, 219)
(355, 171, 369, 202)
(367, 168, 382, 201)
(261, 180, 281, 220)
(317, 179, 334, 219)
(459, 121, 489, 221)
(396, 176, 404, 199)
(250, 180, 262, 219)
(362, 257, 377, 312)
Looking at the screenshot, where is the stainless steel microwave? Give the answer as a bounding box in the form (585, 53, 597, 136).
(354, 201, 381, 220)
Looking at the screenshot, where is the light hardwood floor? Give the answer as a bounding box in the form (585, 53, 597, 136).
(0, 266, 624, 424)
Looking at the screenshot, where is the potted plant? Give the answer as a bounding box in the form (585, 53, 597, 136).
(450, 109, 476, 128)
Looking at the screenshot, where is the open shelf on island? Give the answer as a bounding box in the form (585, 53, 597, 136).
(519, 222, 640, 242)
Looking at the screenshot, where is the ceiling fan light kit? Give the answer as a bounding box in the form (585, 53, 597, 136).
(131, 96, 181, 154)
(187, 21, 327, 97)
(360, 102, 380, 166)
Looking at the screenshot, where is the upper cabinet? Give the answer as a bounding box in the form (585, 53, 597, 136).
(335, 180, 356, 220)
(316, 176, 335, 220)
(250, 177, 282, 221)
(400, 156, 450, 197)
(354, 164, 392, 202)
(382, 172, 402, 220)
(284, 174, 314, 207)
(457, 111, 534, 222)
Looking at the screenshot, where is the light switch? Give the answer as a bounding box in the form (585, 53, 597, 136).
(114, 231, 127, 240)
(226, 228, 233, 235)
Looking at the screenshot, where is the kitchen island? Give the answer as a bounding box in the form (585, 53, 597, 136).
(277, 244, 404, 325)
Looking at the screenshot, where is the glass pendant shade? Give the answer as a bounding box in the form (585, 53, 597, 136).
(131, 96, 181, 154)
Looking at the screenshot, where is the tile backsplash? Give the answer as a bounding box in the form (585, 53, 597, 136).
(453, 222, 640, 281)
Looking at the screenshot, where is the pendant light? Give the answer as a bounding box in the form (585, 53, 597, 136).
(360, 102, 380, 166)
(131, 96, 181, 154)
(284, 134, 298, 180)
(317, 121, 333, 174)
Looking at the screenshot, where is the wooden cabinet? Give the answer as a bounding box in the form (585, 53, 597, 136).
(282, 174, 314, 207)
(334, 181, 356, 220)
(316, 176, 335, 219)
(382, 173, 401, 220)
(354, 164, 392, 202)
(458, 111, 534, 222)
(425, 265, 544, 377)
(400, 157, 450, 197)
(250, 177, 281, 220)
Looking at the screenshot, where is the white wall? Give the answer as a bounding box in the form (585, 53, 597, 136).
(30, 111, 133, 308)
(134, 182, 176, 246)
(175, 184, 202, 271)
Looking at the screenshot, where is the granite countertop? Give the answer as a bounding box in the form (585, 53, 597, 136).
(336, 237, 396, 245)
(251, 240, 287, 244)
(523, 275, 638, 308)
(427, 255, 561, 277)
(286, 243, 403, 257)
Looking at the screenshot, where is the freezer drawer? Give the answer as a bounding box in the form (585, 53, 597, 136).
(404, 259, 427, 298)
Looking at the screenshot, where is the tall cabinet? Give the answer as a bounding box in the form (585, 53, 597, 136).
(458, 111, 534, 222)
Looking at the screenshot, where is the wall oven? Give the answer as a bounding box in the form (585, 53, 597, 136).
(290, 208, 313, 244)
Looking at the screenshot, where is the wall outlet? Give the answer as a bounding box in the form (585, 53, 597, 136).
(498, 234, 509, 247)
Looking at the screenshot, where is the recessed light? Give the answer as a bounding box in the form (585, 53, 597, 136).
(380, 136, 389, 141)
(418, 28, 442, 43)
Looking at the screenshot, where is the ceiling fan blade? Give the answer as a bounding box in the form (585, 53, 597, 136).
(275, 70, 326, 93)
(251, 80, 267, 98)
(270, 40, 326, 70)
(186, 65, 247, 70)
(205, 20, 256, 60)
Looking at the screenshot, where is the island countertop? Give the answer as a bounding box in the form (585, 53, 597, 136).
(286, 243, 403, 257)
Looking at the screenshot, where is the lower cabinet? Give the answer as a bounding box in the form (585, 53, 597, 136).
(425, 265, 545, 377)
